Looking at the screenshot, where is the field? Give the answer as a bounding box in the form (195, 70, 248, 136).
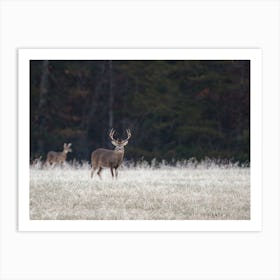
(29, 160, 250, 220)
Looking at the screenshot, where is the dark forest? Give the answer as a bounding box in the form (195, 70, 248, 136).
(30, 60, 250, 163)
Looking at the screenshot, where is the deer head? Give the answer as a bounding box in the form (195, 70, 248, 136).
(109, 129, 131, 151)
(63, 143, 72, 153)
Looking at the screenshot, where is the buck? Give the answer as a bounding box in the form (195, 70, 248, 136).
(91, 129, 132, 179)
(45, 143, 72, 166)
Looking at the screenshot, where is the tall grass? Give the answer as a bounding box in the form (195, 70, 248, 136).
(30, 159, 250, 220)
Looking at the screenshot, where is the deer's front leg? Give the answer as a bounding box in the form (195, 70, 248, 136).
(91, 167, 97, 178)
(97, 167, 103, 179)
(110, 166, 114, 178)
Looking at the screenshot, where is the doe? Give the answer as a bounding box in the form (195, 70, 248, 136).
(45, 143, 72, 167)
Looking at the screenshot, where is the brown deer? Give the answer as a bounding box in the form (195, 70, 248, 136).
(91, 129, 131, 179)
(45, 143, 72, 166)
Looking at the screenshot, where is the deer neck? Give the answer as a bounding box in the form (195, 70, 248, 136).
(114, 147, 125, 157)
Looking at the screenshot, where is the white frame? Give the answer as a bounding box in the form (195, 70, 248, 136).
(18, 48, 262, 232)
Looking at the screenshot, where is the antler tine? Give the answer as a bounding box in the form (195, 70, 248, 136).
(109, 128, 116, 141)
(125, 129, 132, 140)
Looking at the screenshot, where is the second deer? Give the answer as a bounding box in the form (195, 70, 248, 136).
(91, 129, 131, 179)
(45, 143, 72, 167)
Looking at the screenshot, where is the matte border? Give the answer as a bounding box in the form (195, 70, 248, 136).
(18, 48, 262, 232)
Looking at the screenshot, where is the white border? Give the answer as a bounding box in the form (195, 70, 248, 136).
(18, 48, 262, 232)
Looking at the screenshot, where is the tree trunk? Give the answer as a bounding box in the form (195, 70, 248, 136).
(37, 60, 49, 155)
(108, 60, 114, 130)
(86, 61, 107, 148)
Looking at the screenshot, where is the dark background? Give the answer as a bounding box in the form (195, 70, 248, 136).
(30, 60, 250, 163)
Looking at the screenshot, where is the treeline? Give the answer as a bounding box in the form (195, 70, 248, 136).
(30, 60, 250, 163)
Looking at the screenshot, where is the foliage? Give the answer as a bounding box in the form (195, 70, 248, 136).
(30, 60, 250, 163)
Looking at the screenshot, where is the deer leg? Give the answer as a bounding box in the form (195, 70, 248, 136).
(97, 167, 103, 179)
(110, 166, 114, 178)
(91, 166, 97, 178)
(115, 168, 118, 178)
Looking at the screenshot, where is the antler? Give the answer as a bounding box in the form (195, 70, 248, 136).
(124, 129, 132, 141)
(109, 128, 131, 143)
(109, 128, 116, 141)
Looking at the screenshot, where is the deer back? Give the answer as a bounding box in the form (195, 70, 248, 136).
(46, 151, 67, 163)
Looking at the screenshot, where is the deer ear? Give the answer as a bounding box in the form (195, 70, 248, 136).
(122, 140, 128, 146)
(64, 143, 67, 148)
(68, 143, 72, 147)
(111, 140, 118, 146)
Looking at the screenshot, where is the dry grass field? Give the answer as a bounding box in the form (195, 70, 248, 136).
(30, 160, 250, 220)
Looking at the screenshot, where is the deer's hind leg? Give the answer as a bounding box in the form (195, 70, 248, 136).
(91, 166, 98, 178)
(97, 167, 103, 179)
